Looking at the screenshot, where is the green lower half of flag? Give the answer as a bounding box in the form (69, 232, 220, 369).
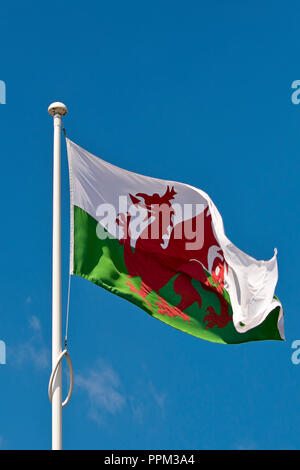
(72, 205, 282, 345)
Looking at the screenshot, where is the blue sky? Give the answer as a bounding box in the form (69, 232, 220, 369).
(0, 0, 299, 450)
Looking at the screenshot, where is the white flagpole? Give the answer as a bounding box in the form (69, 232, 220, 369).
(48, 102, 67, 450)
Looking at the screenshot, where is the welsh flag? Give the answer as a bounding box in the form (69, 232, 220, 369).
(67, 139, 284, 345)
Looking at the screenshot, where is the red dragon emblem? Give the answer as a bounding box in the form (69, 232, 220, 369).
(116, 186, 231, 329)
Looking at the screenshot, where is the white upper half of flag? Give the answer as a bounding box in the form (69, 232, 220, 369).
(67, 138, 284, 338)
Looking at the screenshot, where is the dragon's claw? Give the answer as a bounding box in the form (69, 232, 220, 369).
(156, 297, 190, 322)
(204, 306, 231, 329)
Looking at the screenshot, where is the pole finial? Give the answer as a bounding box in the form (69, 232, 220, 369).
(48, 102, 68, 116)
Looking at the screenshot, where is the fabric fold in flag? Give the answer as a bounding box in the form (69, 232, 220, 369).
(66, 138, 284, 344)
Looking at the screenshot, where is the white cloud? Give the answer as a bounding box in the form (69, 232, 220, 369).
(130, 399, 144, 423)
(236, 440, 256, 450)
(76, 359, 126, 424)
(14, 342, 49, 369)
(75, 360, 167, 426)
(28, 315, 41, 332)
(149, 381, 167, 412)
(128, 379, 167, 424)
(9, 316, 50, 369)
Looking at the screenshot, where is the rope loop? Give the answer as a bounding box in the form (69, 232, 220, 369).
(48, 349, 73, 408)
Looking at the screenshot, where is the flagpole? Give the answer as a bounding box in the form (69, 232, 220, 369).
(48, 102, 67, 450)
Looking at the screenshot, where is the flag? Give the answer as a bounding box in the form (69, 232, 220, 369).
(66, 139, 284, 344)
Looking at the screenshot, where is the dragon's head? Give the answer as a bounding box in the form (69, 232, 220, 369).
(129, 186, 176, 208)
(129, 186, 177, 238)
